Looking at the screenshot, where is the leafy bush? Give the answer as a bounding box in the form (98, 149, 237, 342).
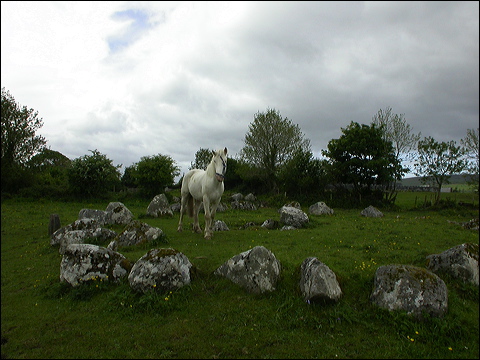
(67, 149, 121, 197)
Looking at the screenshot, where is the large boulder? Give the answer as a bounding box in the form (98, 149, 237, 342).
(261, 219, 280, 230)
(212, 220, 229, 232)
(300, 257, 342, 303)
(214, 246, 281, 294)
(78, 202, 134, 225)
(113, 220, 167, 248)
(370, 264, 448, 319)
(78, 209, 108, 225)
(230, 193, 244, 202)
(60, 244, 131, 287)
(231, 200, 257, 211)
(105, 202, 134, 225)
(309, 202, 334, 215)
(426, 243, 479, 286)
(147, 194, 173, 217)
(51, 218, 117, 254)
(128, 248, 193, 294)
(361, 205, 383, 218)
(279, 206, 309, 228)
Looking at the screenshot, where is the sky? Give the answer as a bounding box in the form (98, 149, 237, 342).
(2, 1, 478, 181)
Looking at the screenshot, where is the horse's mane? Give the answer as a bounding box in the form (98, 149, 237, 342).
(205, 152, 217, 177)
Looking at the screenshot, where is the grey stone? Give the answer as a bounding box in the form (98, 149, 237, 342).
(51, 218, 117, 254)
(213, 220, 229, 231)
(128, 248, 192, 294)
(279, 206, 309, 228)
(147, 194, 173, 217)
(300, 257, 342, 303)
(60, 244, 131, 287)
(105, 202, 133, 225)
(426, 243, 479, 286)
(370, 264, 448, 319)
(361, 205, 384, 218)
(214, 246, 281, 294)
(309, 202, 334, 215)
(78, 209, 108, 225)
(115, 220, 167, 248)
(261, 219, 280, 230)
(231, 193, 244, 201)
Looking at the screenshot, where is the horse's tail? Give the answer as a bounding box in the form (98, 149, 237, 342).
(186, 193, 194, 218)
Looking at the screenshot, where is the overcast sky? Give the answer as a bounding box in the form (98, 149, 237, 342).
(2, 1, 478, 180)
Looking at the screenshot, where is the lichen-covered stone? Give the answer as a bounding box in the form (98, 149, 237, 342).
(370, 264, 448, 319)
(426, 243, 479, 286)
(51, 218, 117, 254)
(300, 257, 342, 303)
(279, 206, 309, 228)
(78, 209, 108, 225)
(361, 205, 383, 218)
(214, 246, 281, 294)
(60, 244, 131, 286)
(147, 194, 173, 217)
(128, 248, 192, 294)
(115, 220, 167, 248)
(308, 202, 334, 215)
(105, 202, 133, 225)
(261, 219, 280, 230)
(212, 220, 229, 232)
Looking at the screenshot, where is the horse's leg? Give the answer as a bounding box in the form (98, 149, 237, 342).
(177, 194, 187, 232)
(192, 199, 202, 233)
(203, 196, 213, 239)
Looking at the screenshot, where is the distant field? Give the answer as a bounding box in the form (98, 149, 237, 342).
(399, 174, 476, 188)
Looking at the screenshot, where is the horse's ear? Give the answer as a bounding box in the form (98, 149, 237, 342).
(224, 147, 227, 155)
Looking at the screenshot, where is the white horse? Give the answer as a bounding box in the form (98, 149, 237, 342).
(177, 148, 227, 239)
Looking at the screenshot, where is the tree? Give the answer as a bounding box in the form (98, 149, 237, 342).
(27, 148, 71, 171)
(372, 107, 421, 161)
(189, 148, 212, 170)
(1, 87, 47, 192)
(239, 108, 310, 192)
(134, 153, 180, 198)
(27, 148, 71, 196)
(121, 165, 138, 188)
(68, 150, 121, 197)
(322, 121, 402, 204)
(461, 127, 479, 191)
(414, 136, 468, 204)
(372, 106, 420, 201)
(223, 157, 243, 190)
(278, 148, 327, 200)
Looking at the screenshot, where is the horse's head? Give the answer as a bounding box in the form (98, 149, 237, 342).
(213, 147, 227, 182)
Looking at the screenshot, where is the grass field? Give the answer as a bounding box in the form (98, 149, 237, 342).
(1, 190, 478, 359)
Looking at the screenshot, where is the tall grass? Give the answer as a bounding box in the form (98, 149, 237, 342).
(1, 191, 478, 359)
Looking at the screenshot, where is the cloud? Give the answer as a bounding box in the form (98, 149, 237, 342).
(1, 1, 478, 180)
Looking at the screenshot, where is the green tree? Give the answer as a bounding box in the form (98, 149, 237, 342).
(189, 148, 212, 170)
(461, 127, 479, 191)
(239, 108, 310, 193)
(121, 165, 138, 188)
(1, 87, 47, 192)
(279, 148, 327, 199)
(372, 106, 420, 201)
(322, 121, 402, 204)
(134, 154, 180, 198)
(26, 148, 71, 197)
(68, 149, 121, 197)
(414, 136, 468, 204)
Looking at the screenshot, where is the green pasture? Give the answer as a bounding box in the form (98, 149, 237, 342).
(1, 191, 478, 359)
